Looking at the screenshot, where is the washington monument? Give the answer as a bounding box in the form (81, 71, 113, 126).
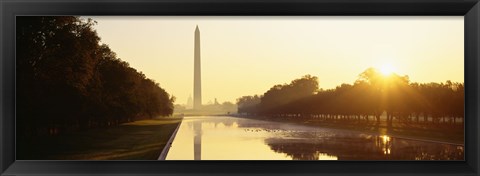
(193, 25, 202, 109)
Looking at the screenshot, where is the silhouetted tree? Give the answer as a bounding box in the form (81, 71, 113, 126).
(17, 16, 175, 137)
(259, 75, 318, 114)
(236, 68, 464, 128)
(237, 95, 261, 115)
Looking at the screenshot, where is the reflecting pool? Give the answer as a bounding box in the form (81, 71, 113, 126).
(165, 116, 463, 160)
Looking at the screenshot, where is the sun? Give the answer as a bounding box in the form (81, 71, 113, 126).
(379, 64, 396, 76)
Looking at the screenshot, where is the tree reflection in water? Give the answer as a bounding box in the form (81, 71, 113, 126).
(265, 134, 463, 160)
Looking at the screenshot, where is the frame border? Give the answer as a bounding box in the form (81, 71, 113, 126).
(1, 0, 479, 175)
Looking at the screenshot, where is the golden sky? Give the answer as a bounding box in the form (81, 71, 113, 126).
(87, 16, 464, 105)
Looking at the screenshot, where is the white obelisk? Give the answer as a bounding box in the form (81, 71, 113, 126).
(193, 25, 202, 110)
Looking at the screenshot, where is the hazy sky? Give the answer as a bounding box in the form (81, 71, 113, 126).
(86, 16, 464, 105)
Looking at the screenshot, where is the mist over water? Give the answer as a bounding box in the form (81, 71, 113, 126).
(165, 116, 463, 160)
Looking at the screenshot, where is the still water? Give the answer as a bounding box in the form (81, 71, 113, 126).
(165, 116, 463, 160)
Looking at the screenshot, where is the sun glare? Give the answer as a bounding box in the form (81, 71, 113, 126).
(379, 64, 396, 76)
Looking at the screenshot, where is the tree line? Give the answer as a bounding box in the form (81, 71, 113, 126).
(17, 16, 175, 137)
(237, 68, 464, 126)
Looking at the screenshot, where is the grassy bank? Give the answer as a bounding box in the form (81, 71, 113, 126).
(18, 117, 182, 160)
(236, 115, 464, 145)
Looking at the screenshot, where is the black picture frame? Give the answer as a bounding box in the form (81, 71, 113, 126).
(1, 0, 479, 175)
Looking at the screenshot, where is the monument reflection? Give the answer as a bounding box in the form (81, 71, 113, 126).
(193, 120, 202, 160)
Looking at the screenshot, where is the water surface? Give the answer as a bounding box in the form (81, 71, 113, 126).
(165, 116, 463, 160)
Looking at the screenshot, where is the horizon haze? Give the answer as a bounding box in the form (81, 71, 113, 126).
(87, 16, 463, 105)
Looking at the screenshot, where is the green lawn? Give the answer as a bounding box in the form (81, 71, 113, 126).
(18, 118, 182, 160)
